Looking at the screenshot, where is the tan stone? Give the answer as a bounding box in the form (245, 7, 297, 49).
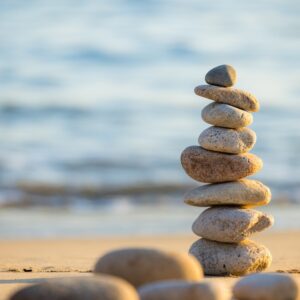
(194, 85, 259, 112)
(189, 239, 272, 276)
(94, 248, 203, 287)
(181, 146, 262, 183)
(192, 207, 274, 243)
(10, 276, 139, 300)
(198, 126, 256, 154)
(139, 280, 230, 300)
(184, 179, 271, 207)
(202, 102, 253, 129)
(233, 273, 299, 300)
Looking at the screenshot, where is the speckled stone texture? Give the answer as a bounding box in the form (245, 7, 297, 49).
(139, 280, 230, 300)
(205, 64, 237, 87)
(184, 179, 271, 207)
(202, 102, 253, 129)
(198, 126, 256, 154)
(181, 146, 263, 183)
(94, 248, 203, 287)
(233, 273, 299, 300)
(192, 207, 274, 243)
(10, 276, 139, 300)
(194, 85, 259, 112)
(189, 239, 272, 276)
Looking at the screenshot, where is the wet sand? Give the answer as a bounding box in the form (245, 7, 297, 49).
(1, 231, 300, 299)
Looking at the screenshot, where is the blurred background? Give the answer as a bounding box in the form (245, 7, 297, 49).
(0, 0, 300, 238)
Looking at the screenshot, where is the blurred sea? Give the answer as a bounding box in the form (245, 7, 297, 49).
(1, 0, 300, 237)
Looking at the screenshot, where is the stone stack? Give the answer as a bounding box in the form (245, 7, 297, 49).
(181, 65, 273, 276)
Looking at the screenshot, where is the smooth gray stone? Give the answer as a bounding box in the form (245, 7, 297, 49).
(189, 239, 272, 276)
(194, 85, 259, 112)
(94, 248, 203, 287)
(202, 102, 253, 129)
(184, 179, 272, 207)
(192, 207, 274, 243)
(10, 276, 139, 300)
(205, 64, 237, 87)
(198, 126, 256, 154)
(233, 273, 299, 300)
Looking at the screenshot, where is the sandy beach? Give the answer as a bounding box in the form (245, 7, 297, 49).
(1, 230, 300, 299)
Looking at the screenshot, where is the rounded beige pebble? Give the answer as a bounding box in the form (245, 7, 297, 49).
(192, 207, 274, 243)
(10, 276, 139, 300)
(189, 239, 272, 276)
(233, 273, 299, 300)
(94, 248, 203, 287)
(205, 64, 237, 87)
(198, 126, 256, 154)
(202, 102, 253, 129)
(184, 179, 271, 207)
(139, 280, 230, 300)
(194, 85, 259, 112)
(181, 146, 262, 183)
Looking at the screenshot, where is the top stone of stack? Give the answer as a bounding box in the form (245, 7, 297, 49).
(205, 64, 237, 87)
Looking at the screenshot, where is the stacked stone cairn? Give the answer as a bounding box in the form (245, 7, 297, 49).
(181, 64, 274, 276)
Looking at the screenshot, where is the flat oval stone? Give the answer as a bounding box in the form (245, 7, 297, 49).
(184, 179, 272, 207)
(233, 273, 299, 300)
(194, 85, 259, 112)
(181, 146, 263, 183)
(94, 248, 203, 287)
(139, 280, 229, 300)
(198, 126, 256, 154)
(10, 276, 139, 300)
(202, 102, 253, 129)
(205, 64, 237, 87)
(189, 239, 272, 276)
(192, 207, 274, 243)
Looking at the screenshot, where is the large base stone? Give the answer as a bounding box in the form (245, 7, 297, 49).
(189, 238, 271, 276)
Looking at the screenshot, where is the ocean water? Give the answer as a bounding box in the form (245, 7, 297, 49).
(1, 1, 300, 237)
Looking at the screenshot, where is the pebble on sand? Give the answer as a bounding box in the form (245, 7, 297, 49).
(189, 239, 272, 276)
(202, 102, 253, 129)
(198, 126, 256, 154)
(10, 276, 139, 300)
(194, 85, 260, 112)
(184, 179, 271, 207)
(205, 64, 237, 87)
(94, 248, 203, 287)
(192, 207, 274, 243)
(233, 273, 299, 300)
(181, 146, 263, 183)
(139, 280, 230, 300)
